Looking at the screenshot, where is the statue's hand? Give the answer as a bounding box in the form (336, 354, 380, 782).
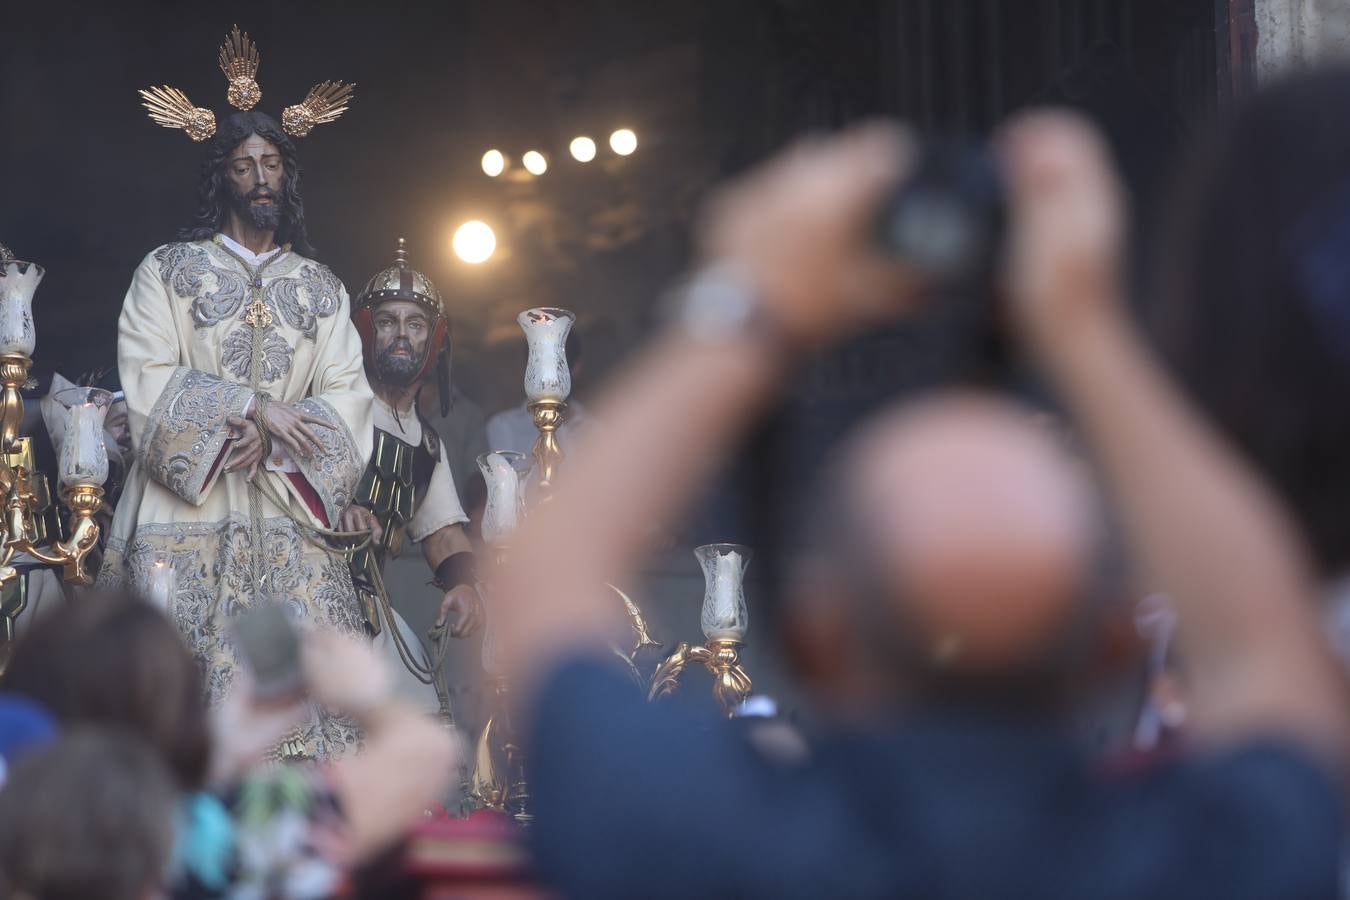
(340, 504, 383, 544)
(260, 400, 335, 460)
(438, 584, 482, 638)
(225, 417, 265, 479)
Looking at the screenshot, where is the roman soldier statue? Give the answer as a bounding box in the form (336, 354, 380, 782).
(344, 240, 482, 715)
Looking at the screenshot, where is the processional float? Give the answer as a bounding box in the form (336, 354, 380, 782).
(0, 244, 111, 672)
(467, 307, 756, 822)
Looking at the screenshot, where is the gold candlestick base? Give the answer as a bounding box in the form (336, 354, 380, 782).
(468, 676, 510, 813)
(0, 353, 31, 453)
(648, 638, 753, 717)
(467, 674, 533, 823)
(528, 399, 566, 497)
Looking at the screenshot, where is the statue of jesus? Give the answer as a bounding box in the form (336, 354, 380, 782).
(101, 107, 374, 758)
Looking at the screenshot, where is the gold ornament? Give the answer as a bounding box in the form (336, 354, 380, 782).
(218, 24, 261, 111)
(140, 27, 354, 141)
(282, 81, 355, 138)
(138, 86, 217, 142)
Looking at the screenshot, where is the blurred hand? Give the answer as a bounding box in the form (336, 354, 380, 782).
(208, 671, 307, 785)
(261, 400, 335, 460)
(437, 584, 482, 637)
(699, 121, 920, 348)
(302, 629, 394, 720)
(341, 504, 384, 544)
(225, 418, 265, 478)
(999, 110, 1127, 354)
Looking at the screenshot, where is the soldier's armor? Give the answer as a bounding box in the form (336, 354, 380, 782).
(349, 416, 441, 635)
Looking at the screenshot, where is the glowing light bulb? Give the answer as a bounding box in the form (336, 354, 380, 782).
(522, 150, 548, 175)
(609, 128, 637, 156)
(453, 220, 496, 264)
(569, 136, 597, 162)
(481, 149, 506, 177)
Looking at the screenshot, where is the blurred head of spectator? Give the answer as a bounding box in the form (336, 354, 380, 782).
(4, 591, 211, 790)
(1154, 65, 1350, 578)
(0, 694, 57, 788)
(0, 729, 177, 900)
(786, 393, 1104, 722)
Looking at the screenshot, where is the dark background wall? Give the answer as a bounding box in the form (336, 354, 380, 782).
(2, 0, 1228, 715)
(3, 1, 1220, 389)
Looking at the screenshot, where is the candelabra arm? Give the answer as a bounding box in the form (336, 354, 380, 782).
(648, 641, 714, 702)
(607, 583, 662, 658)
(8, 483, 103, 585)
(648, 639, 751, 717)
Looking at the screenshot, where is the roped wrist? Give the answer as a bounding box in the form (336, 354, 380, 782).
(433, 550, 478, 591)
(250, 392, 274, 455)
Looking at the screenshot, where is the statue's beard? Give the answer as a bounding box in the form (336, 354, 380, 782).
(229, 184, 285, 231)
(374, 338, 427, 386)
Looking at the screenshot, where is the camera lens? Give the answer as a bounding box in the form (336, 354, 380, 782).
(877, 140, 1006, 285)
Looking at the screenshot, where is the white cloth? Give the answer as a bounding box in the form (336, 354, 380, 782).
(485, 400, 589, 458)
(371, 397, 468, 542)
(215, 233, 282, 266)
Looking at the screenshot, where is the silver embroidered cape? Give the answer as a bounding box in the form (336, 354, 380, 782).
(101, 238, 374, 757)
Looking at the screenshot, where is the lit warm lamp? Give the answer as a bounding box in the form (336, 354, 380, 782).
(649, 543, 755, 716)
(452, 220, 496, 264)
(146, 551, 178, 608)
(481, 148, 506, 177)
(568, 136, 596, 162)
(518, 307, 574, 497)
(0, 257, 105, 589)
(522, 150, 548, 175)
(609, 128, 637, 156)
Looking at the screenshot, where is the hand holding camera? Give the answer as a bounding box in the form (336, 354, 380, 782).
(698, 121, 922, 350)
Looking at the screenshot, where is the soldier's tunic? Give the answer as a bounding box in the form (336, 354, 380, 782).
(350, 397, 469, 716)
(101, 235, 373, 757)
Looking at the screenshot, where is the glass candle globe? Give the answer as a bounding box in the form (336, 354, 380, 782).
(696, 543, 751, 643)
(518, 307, 575, 403)
(477, 451, 530, 545)
(0, 260, 42, 356)
(53, 387, 112, 488)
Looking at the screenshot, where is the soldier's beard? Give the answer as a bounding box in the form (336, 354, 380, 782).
(374, 338, 426, 386)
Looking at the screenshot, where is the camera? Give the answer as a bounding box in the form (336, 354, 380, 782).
(876, 138, 1007, 285)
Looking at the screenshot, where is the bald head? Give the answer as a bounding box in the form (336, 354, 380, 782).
(832, 393, 1101, 677)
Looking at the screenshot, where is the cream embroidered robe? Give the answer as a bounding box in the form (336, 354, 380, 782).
(100, 238, 374, 756)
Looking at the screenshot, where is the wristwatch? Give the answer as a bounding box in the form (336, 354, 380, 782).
(669, 262, 763, 344)
(666, 262, 806, 364)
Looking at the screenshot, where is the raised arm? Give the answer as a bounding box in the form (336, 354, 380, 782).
(1001, 112, 1350, 767)
(501, 123, 918, 700)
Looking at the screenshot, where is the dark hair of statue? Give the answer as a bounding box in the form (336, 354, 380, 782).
(177, 110, 316, 257)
